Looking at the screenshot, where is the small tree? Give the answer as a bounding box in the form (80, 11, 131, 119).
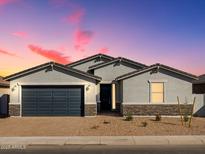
(177, 96, 196, 128)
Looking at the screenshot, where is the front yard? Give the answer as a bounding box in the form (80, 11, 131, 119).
(0, 116, 205, 136)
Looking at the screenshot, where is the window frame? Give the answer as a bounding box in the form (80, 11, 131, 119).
(149, 82, 165, 104)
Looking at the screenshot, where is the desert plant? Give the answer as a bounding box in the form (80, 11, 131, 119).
(183, 114, 190, 123)
(155, 113, 161, 121)
(103, 120, 110, 124)
(141, 121, 148, 127)
(124, 112, 133, 121)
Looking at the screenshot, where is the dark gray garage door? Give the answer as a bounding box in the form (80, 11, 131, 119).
(22, 86, 84, 116)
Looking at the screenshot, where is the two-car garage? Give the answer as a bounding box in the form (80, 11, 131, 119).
(5, 62, 101, 117)
(22, 86, 84, 116)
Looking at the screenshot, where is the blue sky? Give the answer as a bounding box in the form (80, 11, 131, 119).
(0, 0, 204, 76)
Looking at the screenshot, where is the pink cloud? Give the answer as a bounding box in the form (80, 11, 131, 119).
(0, 49, 18, 57)
(65, 9, 85, 24)
(98, 48, 109, 54)
(12, 31, 27, 38)
(0, 0, 16, 6)
(74, 29, 94, 51)
(57, 45, 67, 52)
(28, 44, 71, 64)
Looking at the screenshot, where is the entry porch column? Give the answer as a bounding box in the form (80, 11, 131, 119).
(112, 83, 116, 110)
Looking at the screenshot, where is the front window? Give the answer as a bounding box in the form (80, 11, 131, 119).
(151, 82, 164, 103)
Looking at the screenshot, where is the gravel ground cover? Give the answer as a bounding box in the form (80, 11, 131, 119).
(0, 116, 205, 136)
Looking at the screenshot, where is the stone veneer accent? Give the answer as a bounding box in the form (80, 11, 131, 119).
(9, 104, 20, 116)
(121, 104, 192, 116)
(84, 104, 97, 116)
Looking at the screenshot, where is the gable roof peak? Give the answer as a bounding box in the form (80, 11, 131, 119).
(65, 53, 114, 67)
(88, 56, 147, 70)
(116, 57, 123, 61)
(115, 63, 198, 81)
(4, 61, 102, 81)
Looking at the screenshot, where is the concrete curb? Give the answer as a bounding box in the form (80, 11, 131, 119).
(0, 136, 205, 146)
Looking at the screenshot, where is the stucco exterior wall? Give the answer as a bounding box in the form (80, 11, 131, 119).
(122, 69, 194, 105)
(94, 63, 139, 104)
(72, 59, 108, 72)
(94, 63, 138, 82)
(9, 69, 97, 107)
(0, 88, 10, 95)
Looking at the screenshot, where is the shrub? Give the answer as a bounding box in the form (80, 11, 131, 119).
(103, 120, 110, 124)
(155, 113, 161, 121)
(141, 121, 148, 127)
(124, 112, 133, 121)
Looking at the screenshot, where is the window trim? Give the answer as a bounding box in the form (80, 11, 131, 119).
(149, 81, 165, 104)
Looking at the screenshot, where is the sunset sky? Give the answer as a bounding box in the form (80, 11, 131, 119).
(0, 0, 204, 77)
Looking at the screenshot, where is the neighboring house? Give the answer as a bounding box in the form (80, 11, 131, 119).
(0, 76, 10, 94)
(193, 74, 205, 117)
(4, 54, 203, 117)
(193, 74, 205, 94)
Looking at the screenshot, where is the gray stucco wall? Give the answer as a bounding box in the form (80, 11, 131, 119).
(9, 68, 98, 111)
(122, 69, 194, 105)
(94, 62, 140, 104)
(0, 88, 10, 95)
(72, 59, 108, 72)
(94, 62, 138, 82)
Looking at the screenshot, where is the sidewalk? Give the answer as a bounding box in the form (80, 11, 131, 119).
(0, 136, 205, 146)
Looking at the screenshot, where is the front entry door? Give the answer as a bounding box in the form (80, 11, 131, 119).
(100, 84, 112, 112)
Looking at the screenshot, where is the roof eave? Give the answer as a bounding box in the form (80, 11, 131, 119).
(4, 63, 51, 81)
(88, 59, 119, 70)
(88, 57, 147, 71)
(55, 64, 102, 81)
(4, 62, 102, 82)
(115, 65, 198, 81)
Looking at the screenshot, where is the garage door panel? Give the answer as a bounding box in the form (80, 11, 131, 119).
(53, 98, 67, 102)
(37, 89, 52, 98)
(69, 99, 81, 103)
(53, 104, 67, 108)
(53, 105, 67, 109)
(53, 90, 68, 97)
(23, 105, 37, 109)
(69, 89, 81, 95)
(53, 109, 67, 113)
(69, 104, 81, 108)
(22, 86, 84, 116)
(38, 100, 52, 104)
(69, 101, 81, 105)
(23, 112, 37, 116)
(69, 111, 81, 116)
(22, 91, 37, 97)
(23, 98, 36, 101)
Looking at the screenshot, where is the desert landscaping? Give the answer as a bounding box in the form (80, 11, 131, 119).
(0, 116, 205, 136)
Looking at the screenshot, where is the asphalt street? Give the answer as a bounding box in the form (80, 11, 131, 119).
(0, 145, 205, 154)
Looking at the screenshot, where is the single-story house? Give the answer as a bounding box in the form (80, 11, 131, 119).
(4, 54, 204, 116)
(0, 76, 10, 95)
